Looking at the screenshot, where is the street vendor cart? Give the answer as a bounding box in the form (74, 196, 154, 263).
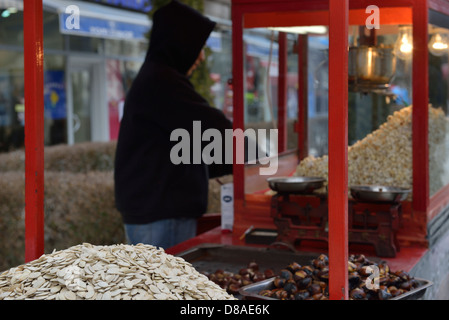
(166, 0, 449, 300)
(23, 0, 449, 300)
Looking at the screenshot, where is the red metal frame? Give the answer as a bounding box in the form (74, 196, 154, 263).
(24, 0, 45, 262)
(412, 0, 429, 224)
(231, 0, 350, 300)
(229, 0, 449, 301)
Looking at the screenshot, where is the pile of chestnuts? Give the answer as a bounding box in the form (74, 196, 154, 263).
(204, 261, 276, 295)
(258, 254, 420, 300)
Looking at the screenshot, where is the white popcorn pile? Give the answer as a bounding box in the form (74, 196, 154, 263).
(294, 105, 449, 198)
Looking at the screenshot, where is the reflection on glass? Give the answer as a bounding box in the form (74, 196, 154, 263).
(243, 28, 278, 158)
(428, 32, 449, 57)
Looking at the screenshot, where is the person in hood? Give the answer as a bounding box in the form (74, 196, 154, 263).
(114, 0, 233, 249)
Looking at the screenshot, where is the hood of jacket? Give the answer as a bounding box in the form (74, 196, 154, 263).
(146, 0, 216, 75)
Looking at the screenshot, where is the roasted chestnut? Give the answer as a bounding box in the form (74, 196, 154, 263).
(348, 273, 361, 289)
(252, 272, 265, 282)
(264, 269, 275, 278)
(348, 261, 358, 273)
(312, 258, 326, 269)
(279, 269, 293, 281)
(296, 276, 312, 290)
(358, 266, 372, 277)
(317, 267, 329, 281)
(350, 288, 366, 300)
(394, 270, 411, 281)
(311, 293, 323, 300)
(293, 270, 307, 281)
(378, 262, 390, 276)
(259, 289, 273, 297)
(284, 280, 298, 294)
(286, 262, 302, 273)
(227, 283, 240, 295)
(294, 290, 310, 300)
(378, 288, 392, 300)
(247, 261, 259, 271)
(272, 289, 289, 300)
(307, 283, 322, 295)
(238, 268, 249, 276)
(353, 254, 366, 264)
(302, 265, 314, 276)
(273, 277, 286, 288)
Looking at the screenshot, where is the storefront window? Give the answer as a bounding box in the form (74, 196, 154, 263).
(69, 35, 104, 53)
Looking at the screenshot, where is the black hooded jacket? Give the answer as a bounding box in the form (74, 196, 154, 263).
(114, 0, 233, 224)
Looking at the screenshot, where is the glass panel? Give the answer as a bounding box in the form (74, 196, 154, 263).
(43, 11, 64, 50)
(294, 32, 329, 189)
(428, 24, 449, 196)
(308, 35, 329, 157)
(0, 50, 24, 152)
(286, 35, 298, 151)
(71, 69, 92, 143)
(347, 24, 412, 193)
(0, 8, 23, 47)
(243, 28, 278, 160)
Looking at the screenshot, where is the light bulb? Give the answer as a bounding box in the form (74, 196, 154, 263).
(1, 10, 10, 18)
(394, 26, 413, 60)
(429, 33, 449, 57)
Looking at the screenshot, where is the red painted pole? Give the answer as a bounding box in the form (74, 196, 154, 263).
(278, 32, 288, 153)
(24, 0, 45, 262)
(232, 5, 245, 202)
(328, 0, 349, 300)
(412, 0, 429, 219)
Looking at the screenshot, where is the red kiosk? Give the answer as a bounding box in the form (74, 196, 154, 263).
(23, 0, 449, 300)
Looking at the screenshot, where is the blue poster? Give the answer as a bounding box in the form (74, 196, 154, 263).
(44, 71, 67, 120)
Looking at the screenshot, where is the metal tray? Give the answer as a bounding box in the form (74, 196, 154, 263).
(350, 185, 411, 203)
(267, 176, 325, 194)
(239, 277, 433, 300)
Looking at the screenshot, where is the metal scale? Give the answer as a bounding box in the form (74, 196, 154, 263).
(267, 177, 410, 257)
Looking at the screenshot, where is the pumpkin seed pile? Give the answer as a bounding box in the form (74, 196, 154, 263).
(0, 243, 236, 300)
